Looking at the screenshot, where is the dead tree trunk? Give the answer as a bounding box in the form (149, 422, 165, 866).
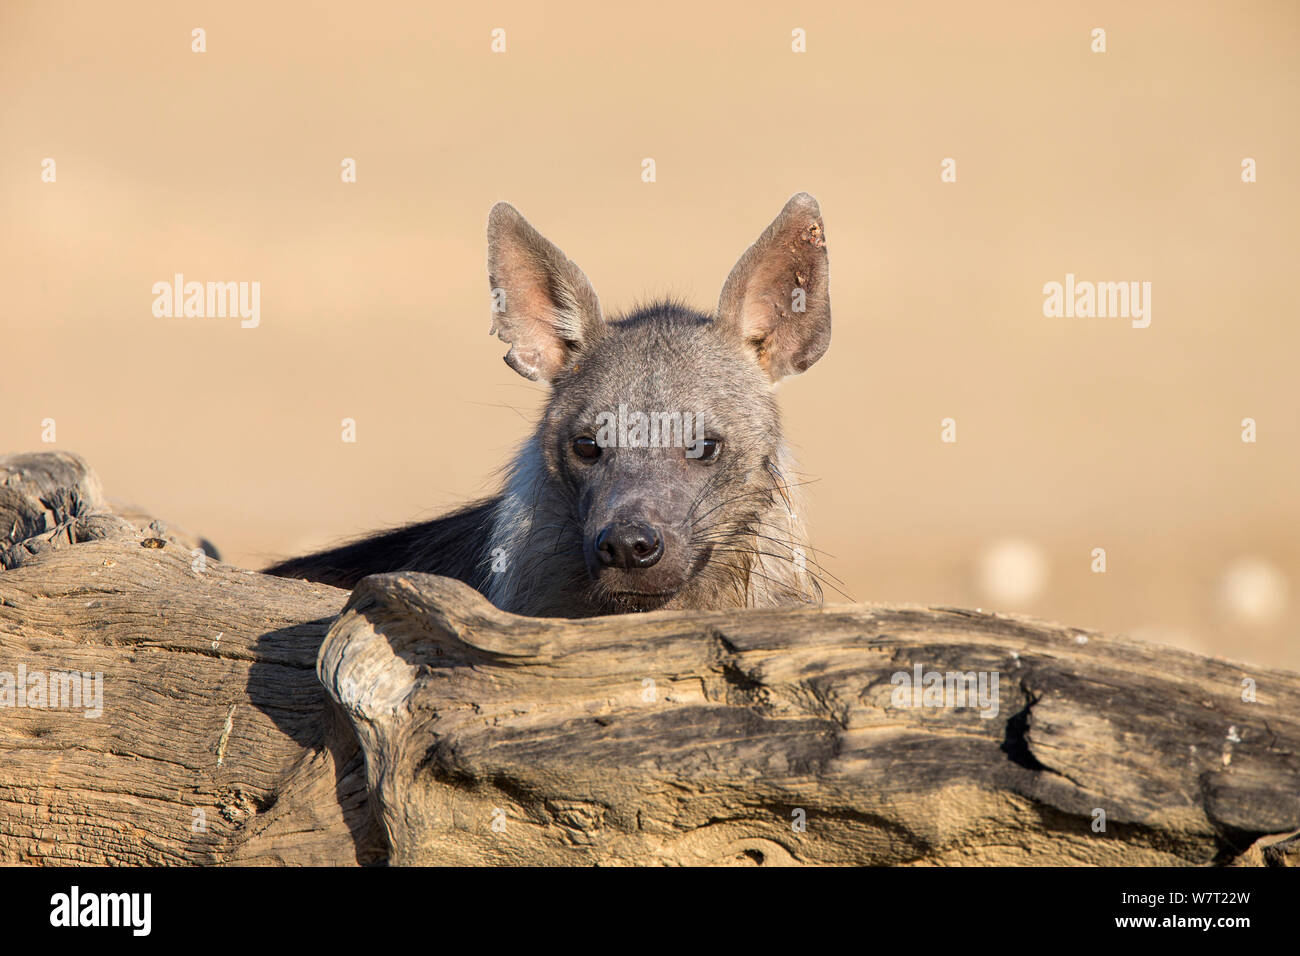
(0, 452, 381, 865)
(1, 452, 1297, 865)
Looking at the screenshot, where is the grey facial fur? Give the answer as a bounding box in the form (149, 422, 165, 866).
(267, 194, 834, 617)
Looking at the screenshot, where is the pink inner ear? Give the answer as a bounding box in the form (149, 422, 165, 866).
(738, 270, 796, 335)
(725, 220, 829, 381)
(514, 285, 570, 374)
(504, 345, 543, 381)
(491, 242, 572, 380)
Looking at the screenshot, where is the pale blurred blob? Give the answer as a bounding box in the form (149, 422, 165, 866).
(977, 539, 1048, 606)
(1218, 558, 1288, 625)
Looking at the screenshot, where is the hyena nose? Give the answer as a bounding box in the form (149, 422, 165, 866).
(595, 522, 664, 569)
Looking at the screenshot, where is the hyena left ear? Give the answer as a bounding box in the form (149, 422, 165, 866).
(487, 202, 605, 382)
(715, 192, 831, 381)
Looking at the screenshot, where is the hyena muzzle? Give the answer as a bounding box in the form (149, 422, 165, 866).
(265, 193, 836, 617)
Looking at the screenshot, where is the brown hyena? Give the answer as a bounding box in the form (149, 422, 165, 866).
(266, 193, 836, 616)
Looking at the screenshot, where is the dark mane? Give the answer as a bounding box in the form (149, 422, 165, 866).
(263, 498, 498, 591)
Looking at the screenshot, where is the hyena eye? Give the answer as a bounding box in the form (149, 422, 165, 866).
(689, 438, 723, 463)
(572, 436, 601, 461)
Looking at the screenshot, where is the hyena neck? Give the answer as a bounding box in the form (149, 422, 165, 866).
(483, 433, 583, 616)
(705, 444, 820, 611)
(484, 434, 819, 617)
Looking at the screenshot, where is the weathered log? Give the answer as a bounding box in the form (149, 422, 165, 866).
(0, 452, 381, 865)
(320, 574, 1300, 865)
(1, 451, 219, 570)
(1, 452, 1298, 866)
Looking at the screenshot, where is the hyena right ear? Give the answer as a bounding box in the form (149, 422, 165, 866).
(487, 202, 605, 382)
(716, 192, 831, 382)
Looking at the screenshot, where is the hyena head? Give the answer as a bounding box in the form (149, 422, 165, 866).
(484, 193, 832, 617)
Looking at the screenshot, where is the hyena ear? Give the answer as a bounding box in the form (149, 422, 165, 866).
(487, 202, 604, 382)
(715, 192, 831, 381)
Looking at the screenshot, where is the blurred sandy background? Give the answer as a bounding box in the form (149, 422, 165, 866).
(2, 1, 1297, 669)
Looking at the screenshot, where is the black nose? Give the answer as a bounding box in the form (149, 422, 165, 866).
(595, 522, 663, 569)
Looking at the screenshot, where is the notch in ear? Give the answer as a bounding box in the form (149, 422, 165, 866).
(715, 192, 831, 381)
(487, 202, 604, 382)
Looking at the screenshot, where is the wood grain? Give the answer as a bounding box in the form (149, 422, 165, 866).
(3, 452, 1297, 866)
(0, 453, 381, 864)
(320, 573, 1300, 865)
